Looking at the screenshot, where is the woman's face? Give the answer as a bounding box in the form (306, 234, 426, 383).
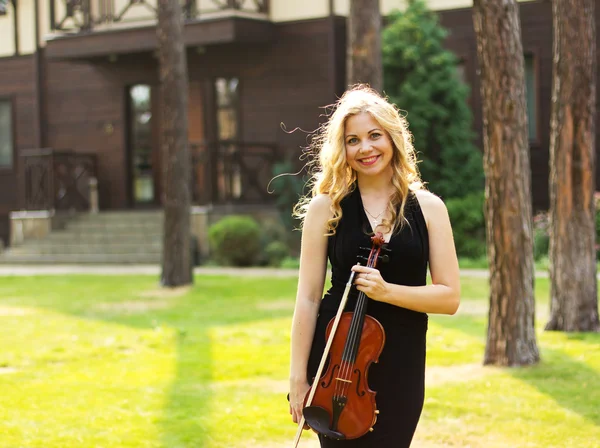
(344, 112, 394, 178)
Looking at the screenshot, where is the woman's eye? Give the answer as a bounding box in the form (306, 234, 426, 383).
(347, 137, 358, 145)
(371, 133, 381, 139)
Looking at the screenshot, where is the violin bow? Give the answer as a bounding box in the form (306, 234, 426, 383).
(292, 266, 359, 448)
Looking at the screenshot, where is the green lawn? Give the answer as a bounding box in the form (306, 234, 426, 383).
(0, 274, 598, 447)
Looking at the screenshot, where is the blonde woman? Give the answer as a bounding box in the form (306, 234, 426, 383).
(289, 85, 460, 447)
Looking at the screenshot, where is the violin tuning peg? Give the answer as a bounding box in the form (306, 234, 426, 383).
(375, 410, 380, 415)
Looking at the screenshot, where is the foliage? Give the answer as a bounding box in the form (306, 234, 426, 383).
(596, 192, 600, 259)
(382, 0, 484, 200)
(533, 211, 550, 261)
(208, 215, 261, 266)
(269, 160, 308, 255)
(264, 241, 290, 267)
(0, 275, 599, 447)
(445, 191, 486, 258)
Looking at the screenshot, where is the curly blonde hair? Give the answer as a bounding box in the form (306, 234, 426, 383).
(294, 84, 423, 234)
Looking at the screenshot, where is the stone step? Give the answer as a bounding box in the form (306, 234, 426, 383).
(41, 233, 163, 244)
(74, 211, 164, 221)
(7, 243, 162, 255)
(0, 253, 161, 264)
(66, 221, 163, 231)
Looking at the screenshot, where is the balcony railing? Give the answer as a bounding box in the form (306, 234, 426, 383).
(50, 0, 269, 33)
(19, 142, 278, 211)
(20, 149, 97, 211)
(191, 140, 278, 205)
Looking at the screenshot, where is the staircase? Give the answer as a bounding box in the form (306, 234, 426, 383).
(0, 211, 164, 264)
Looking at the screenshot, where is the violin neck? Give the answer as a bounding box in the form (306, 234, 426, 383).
(341, 291, 369, 364)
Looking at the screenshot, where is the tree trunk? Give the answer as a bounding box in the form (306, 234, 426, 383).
(546, 0, 598, 332)
(472, 0, 540, 366)
(347, 0, 382, 92)
(157, 0, 193, 287)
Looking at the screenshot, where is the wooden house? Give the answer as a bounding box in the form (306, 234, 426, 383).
(0, 0, 598, 261)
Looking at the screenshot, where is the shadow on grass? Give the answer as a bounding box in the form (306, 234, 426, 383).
(433, 312, 600, 427)
(2, 274, 297, 447)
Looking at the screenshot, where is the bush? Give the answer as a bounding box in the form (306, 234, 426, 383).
(595, 192, 600, 260)
(533, 211, 550, 261)
(270, 160, 307, 257)
(208, 215, 262, 266)
(446, 191, 486, 258)
(382, 0, 484, 200)
(264, 241, 290, 267)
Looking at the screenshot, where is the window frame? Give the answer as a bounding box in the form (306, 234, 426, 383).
(213, 76, 241, 142)
(0, 96, 16, 172)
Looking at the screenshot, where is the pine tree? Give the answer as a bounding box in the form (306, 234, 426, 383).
(382, 0, 483, 200)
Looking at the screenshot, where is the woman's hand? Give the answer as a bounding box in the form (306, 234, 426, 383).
(352, 265, 390, 303)
(289, 378, 311, 429)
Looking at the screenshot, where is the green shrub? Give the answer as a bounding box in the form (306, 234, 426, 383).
(280, 256, 300, 269)
(208, 215, 261, 266)
(533, 227, 550, 261)
(382, 0, 484, 200)
(264, 241, 290, 267)
(270, 160, 307, 256)
(595, 192, 600, 260)
(533, 211, 550, 261)
(446, 191, 486, 258)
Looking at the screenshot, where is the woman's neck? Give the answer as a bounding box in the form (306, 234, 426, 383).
(356, 171, 394, 196)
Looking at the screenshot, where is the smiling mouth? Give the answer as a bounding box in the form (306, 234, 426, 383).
(359, 155, 379, 166)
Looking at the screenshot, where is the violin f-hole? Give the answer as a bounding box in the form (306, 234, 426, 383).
(354, 368, 366, 397)
(321, 363, 339, 388)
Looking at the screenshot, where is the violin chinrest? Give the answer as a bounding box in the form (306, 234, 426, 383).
(303, 406, 346, 440)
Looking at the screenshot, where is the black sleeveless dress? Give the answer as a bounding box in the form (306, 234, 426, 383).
(306, 186, 429, 447)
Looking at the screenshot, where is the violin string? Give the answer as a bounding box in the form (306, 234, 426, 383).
(341, 248, 380, 395)
(337, 248, 375, 398)
(337, 247, 379, 400)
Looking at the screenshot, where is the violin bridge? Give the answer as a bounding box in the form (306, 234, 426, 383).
(335, 378, 352, 384)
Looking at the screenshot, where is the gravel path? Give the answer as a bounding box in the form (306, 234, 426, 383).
(0, 265, 548, 278)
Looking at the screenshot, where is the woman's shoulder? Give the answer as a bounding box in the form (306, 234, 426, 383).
(308, 193, 332, 210)
(305, 194, 333, 221)
(412, 189, 449, 225)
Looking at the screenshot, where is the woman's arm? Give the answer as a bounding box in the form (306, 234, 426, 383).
(352, 190, 460, 315)
(289, 194, 332, 424)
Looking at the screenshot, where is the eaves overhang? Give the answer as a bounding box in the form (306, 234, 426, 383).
(44, 16, 274, 60)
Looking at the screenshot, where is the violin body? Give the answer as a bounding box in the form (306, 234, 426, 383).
(305, 311, 386, 439)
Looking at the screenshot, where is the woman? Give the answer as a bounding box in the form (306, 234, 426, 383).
(289, 85, 460, 447)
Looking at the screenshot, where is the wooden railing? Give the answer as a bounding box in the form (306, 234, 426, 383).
(20, 149, 97, 211)
(191, 141, 279, 205)
(50, 0, 269, 33)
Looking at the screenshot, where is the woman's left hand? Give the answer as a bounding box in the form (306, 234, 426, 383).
(352, 265, 389, 303)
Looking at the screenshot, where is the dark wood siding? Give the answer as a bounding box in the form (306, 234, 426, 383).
(44, 55, 159, 210)
(41, 18, 338, 210)
(0, 56, 36, 245)
(439, 0, 600, 210)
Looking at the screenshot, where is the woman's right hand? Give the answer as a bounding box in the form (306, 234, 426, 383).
(289, 377, 311, 428)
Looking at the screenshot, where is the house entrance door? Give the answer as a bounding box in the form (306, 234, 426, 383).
(127, 81, 206, 207)
(127, 84, 160, 206)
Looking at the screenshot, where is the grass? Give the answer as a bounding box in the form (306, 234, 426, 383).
(0, 274, 598, 447)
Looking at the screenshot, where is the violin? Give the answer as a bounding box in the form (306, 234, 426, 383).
(292, 232, 388, 446)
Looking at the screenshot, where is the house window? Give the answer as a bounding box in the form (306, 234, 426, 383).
(524, 54, 537, 141)
(215, 77, 239, 140)
(0, 100, 14, 168)
(215, 78, 241, 200)
(455, 60, 467, 85)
